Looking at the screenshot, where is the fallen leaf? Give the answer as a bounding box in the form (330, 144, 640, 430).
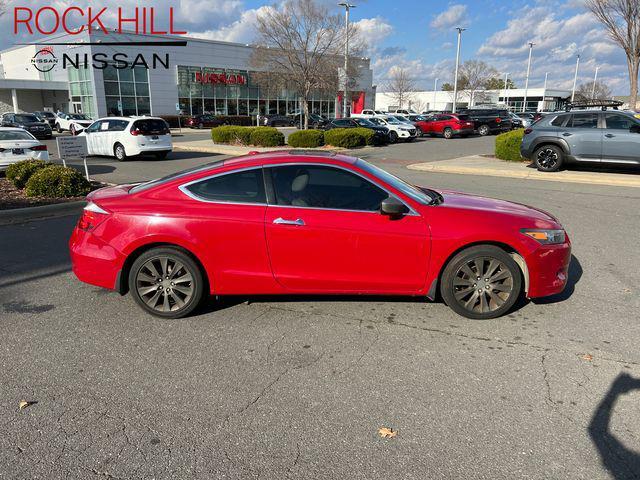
(378, 427, 397, 438)
(582, 354, 594, 361)
(18, 400, 30, 410)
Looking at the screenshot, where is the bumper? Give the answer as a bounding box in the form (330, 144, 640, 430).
(69, 226, 125, 290)
(525, 241, 572, 298)
(453, 128, 474, 135)
(29, 130, 52, 138)
(0, 151, 50, 170)
(520, 144, 534, 160)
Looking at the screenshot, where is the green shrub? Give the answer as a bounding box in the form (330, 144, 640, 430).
(352, 127, 377, 146)
(6, 159, 50, 189)
(287, 129, 325, 148)
(249, 127, 285, 147)
(25, 165, 91, 198)
(211, 126, 257, 145)
(495, 129, 525, 161)
(324, 128, 366, 148)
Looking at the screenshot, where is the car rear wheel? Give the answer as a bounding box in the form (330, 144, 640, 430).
(443, 127, 453, 139)
(534, 145, 563, 172)
(56, 123, 62, 133)
(477, 124, 490, 136)
(198, 123, 204, 129)
(388, 131, 398, 143)
(114, 143, 128, 162)
(129, 247, 205, 319)
(441, 245, 522, 320)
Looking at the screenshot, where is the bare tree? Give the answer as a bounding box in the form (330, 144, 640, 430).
(575, 80, 613, 100)
(249, 0, 364, 129)
(383, 68, 417, 109)
(458, 60, 498, 106)
(586, 0, 640, 107)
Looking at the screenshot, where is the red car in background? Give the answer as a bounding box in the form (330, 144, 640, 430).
(70, 152, 570, 320)
(184, 114, 223, 129)
(421, 113, 475, 139)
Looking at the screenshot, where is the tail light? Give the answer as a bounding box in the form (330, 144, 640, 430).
(524, 128, 533, 134)
(130, 127, 140, 136)
(495, 117, 502, 124)
(0, 148, 5, 152)
(30, 145, 47, 151)
(77, 202, 110, 231)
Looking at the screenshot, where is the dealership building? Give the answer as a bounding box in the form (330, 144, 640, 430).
(0, 30, 375, 119)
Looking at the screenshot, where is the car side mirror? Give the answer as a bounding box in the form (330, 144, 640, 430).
(630, 124, 640, 134)
(381, 197, 409, 217)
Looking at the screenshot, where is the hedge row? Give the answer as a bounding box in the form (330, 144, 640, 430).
(5, 160, 91, 198)
(495, 129, 526, 162)
(211, 126, 284, 147)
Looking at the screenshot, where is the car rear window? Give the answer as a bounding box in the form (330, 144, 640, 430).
(132, 119, 170, 135)
(0, 130, 35, 141)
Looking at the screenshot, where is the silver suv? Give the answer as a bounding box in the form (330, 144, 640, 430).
(520, 110, 640, 171)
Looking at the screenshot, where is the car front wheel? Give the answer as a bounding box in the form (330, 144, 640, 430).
(388, 131, 398, 143)
(114, 143, 128, 162)
(128, 247, 205, 319)
(477, 124, 490, 136)
(533, 145, 563, 172)
(441, 245, 522, 320)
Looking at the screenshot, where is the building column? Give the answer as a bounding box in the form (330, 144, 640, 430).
(11, 89, 18, 113)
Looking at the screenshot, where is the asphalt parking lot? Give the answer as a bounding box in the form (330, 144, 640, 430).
(1, 145, 639, 478)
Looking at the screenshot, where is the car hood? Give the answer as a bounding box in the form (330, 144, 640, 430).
(426, 188, 560, 225)
(71, 120, 92, 126)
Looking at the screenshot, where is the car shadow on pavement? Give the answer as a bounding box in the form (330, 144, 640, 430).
(525, 162, 640, 175)
(589, 373, 640, 480)
(530, 254, 582, 305)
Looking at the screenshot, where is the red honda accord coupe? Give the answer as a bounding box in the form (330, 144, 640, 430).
(69, 151, 571, 320)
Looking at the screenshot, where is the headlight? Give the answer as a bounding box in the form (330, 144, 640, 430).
(521, 229, 566, 244)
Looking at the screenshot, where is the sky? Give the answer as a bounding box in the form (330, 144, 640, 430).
(0, 0, 630, 95)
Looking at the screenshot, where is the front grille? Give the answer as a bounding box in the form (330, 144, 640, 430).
(409, 129, 416, 135)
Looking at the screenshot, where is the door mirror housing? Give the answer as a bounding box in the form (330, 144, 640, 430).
(381, 197, 409, 217)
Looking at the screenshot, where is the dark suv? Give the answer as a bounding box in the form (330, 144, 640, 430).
(326, 118, 389, 145)
(1, 113, 53, 139)
(520, 110, 640, 171)
(462, 109, 512, 136)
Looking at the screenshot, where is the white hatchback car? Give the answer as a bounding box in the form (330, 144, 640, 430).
(79, 117, 172, 161)
(0, 127, 49, 171)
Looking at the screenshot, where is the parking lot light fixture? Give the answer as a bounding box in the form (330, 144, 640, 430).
(503, 72, 509, 109)
(592, 65, 599, 99)
(522, 42, 534, 113)
(452, 27, 465, 113)
(338, 2, 356, 118)
(543, 72, 548, 110)
(571, 54, 580, 102)
(433, 78, 438, 110)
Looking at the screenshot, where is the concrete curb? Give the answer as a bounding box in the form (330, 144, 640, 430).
(0, 200, 86, 226)
(407, 159, 640, 188)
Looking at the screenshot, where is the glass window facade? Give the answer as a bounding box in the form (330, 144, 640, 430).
(67, 65, 96, 119)
(103, 64, 151, 116)
(177, 66, 335, 117)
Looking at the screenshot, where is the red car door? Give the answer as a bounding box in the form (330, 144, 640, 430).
(263, 164, 430, 293)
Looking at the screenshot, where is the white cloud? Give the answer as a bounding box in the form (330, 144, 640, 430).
(190, 6, 273, 44)
(430, 5, 468, 30)
(353, 17, 393, 49)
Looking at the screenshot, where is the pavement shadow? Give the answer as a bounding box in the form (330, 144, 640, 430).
(589, 373, 640, 479)
(531, 254, 582, 305)
(526, 162, 640, 175)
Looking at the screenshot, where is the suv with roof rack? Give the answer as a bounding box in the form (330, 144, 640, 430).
(520, 109, 640, 171)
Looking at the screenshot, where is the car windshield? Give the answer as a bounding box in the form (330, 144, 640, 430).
(356, 159, 435, 205)
(354, 118, 375, 127)
(37, 111, 55, 118)
(14, 114, 40, 123)
(69, 114, 89, 120)
(385, 118, 401, 125)
(0, 130, 35, 141)
(130, 160, 224, 193)
(394, 116, 411, 122)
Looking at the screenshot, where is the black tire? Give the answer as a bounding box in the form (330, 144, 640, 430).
(440, 245, 522, 320)
(198, 123, 204, 129)
(154, 151, 169, 160)
(388, 131, 398, 143)
(443, 127, 453, 139)
(56, 123, 62, 133)
(128, 247, 205, 319)
(533, 145, 563, 172)
(477, 124, 490, 136)
(114, 143, 127, 162)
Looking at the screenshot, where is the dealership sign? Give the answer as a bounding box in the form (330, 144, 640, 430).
(194, 72, 247, 85)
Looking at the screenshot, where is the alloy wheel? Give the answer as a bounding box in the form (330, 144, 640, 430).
(135, 256, 195, 313)
(452, 256, 514, 315)
(536, 148, 558, 170)
(478, 125, 489, 136)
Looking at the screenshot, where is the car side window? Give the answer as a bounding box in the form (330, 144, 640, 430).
(569, 113, 599, 128)
(184, 168, 266, 204)
(605, 114, 635, 130)
(85, 121, 102, 133)
(108, 120, 129, 131)
(550, 115, 568, 127)
(439, 115, 452, 121)
(333, 119, 350, 127)
(269, 165, 388, 212)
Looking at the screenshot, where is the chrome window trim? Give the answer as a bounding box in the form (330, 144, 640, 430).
(177, 161, 419, 215)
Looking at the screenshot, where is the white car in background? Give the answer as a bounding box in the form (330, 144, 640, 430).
(55, 113, 93, 134)
(368, 115, 418, 143)
(78, 117, 172, 161)
(351, 109, 386, 118)
(0, 127, 49, 171)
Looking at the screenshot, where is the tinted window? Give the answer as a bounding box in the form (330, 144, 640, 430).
(569, 113, 598, 128)
(108, 120, 129, 131)
(456, 114, 471, 121)
(270, 165, 387, 211)
(551, 115, 568, 126)
(438, 115, 452, 121)
(333, 119, 352, 127)
(0, 130, 35, 140)
(605, 114, 636, 130)
(130, 160, 224, 193)
(353, 118, 375, 127)
(185, 169, 266, 204)
(132, 119, 169, 134)
(14, 114, 39, 123)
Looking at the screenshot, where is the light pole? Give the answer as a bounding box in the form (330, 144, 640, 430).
(542, 72, 548, 111)
(571, 54, 580, 102)
(503, 72, 509, 109)
(522, 42, 534, 112)
(452, 27, 465, 113)
(591, 65, 599, 99)
(338, 2, 356, 118)
(433, 77, 438, 110)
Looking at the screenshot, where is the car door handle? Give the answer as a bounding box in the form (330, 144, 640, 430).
(273, 217, 305, 226)
(604, 133, 615, 138)
(562, 132, 572, 137)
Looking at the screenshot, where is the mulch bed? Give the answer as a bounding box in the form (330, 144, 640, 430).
(0, 178, 105, 211)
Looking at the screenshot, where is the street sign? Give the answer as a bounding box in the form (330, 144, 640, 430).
(56, 135, 90, 180)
